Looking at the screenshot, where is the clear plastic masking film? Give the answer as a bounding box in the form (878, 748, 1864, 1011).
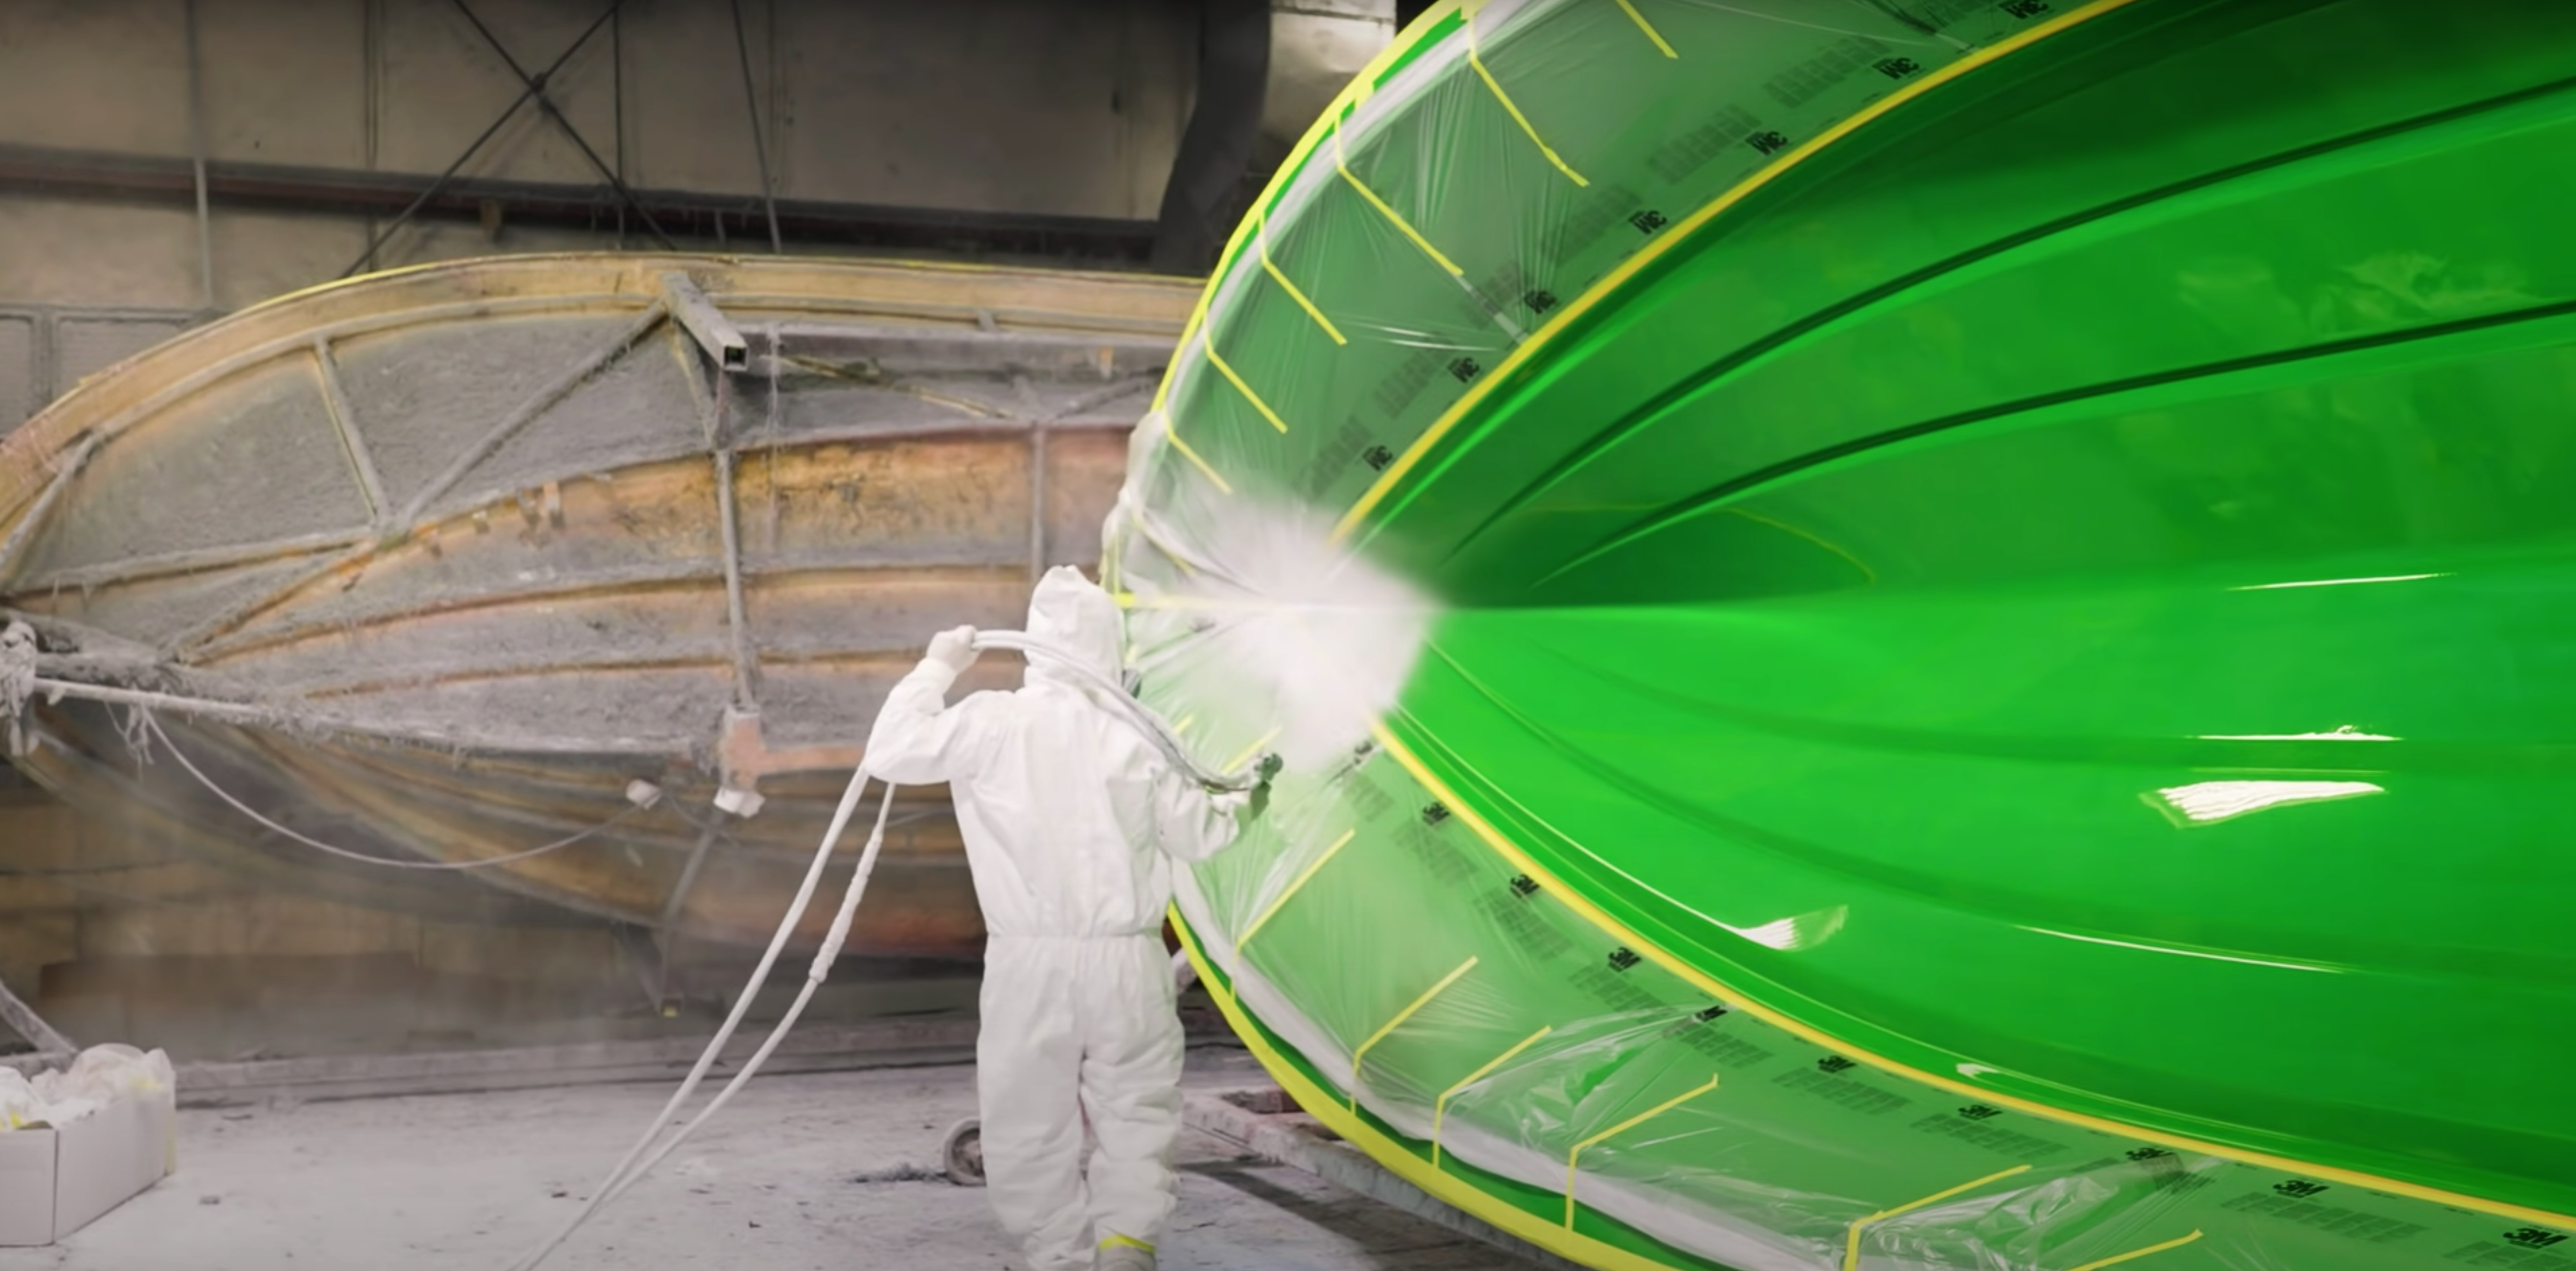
(1102, 2, 2576, 1269)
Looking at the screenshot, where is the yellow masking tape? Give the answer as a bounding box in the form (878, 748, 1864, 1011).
(1844, 1165, 2035, 1271)
(1160, 423, 1233, 495)
(2064, 1230, 2205, 1271)
(1259, 214, 1349, 346)
(1566, 1076, 1719, 1228)
(1435, 1024, 1553, 1167)
(1223, 726, 1283, 773)
(1352, 956, 1480, 1111)
(1332, 0, 2145, 543)
(1238, 827, 1358, 948)
(1468, 17, 1588, 186)
(1147, 0, 1455, 417)
(1372, 723, 2576, 1230)
(1335, 123, 1466, 277)
(1170, 907, 1683, 1271)
(1614, 0, 1678, 59)
(1205, 343, 1291, 433)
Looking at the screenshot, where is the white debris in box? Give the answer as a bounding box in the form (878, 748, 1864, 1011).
(2, 1044, 174, 1131)
(0, 1044, 179, 1246)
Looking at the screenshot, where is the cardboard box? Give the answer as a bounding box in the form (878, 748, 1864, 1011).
(0, 1088, 177, 1246)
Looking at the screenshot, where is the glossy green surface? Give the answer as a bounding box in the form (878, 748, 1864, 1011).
(1369, 0, 2576, 1214)
(1118, 0, 2576, 1261)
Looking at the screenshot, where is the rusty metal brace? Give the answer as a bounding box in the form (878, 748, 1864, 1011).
(0, 968, 74, 1059)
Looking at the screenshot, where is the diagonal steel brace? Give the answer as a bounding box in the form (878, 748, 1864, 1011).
(342, 0, 632, 277)
(448, 0, 676, 250)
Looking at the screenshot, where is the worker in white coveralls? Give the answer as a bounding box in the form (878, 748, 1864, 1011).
(865, 565, 1264, 1271)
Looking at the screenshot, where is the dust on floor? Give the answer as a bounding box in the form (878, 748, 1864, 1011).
(0, 1050, 1514, 1270)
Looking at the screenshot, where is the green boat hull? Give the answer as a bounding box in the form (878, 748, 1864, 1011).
(1111, 2, 2576, 1267)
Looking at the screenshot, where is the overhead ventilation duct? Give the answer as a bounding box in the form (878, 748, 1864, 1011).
(1156, 1, 1399, 274)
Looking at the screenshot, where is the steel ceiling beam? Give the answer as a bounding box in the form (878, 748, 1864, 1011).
(0, 144, 1161, 263)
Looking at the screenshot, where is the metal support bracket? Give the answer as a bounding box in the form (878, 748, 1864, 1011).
(662, 273, 749, 372)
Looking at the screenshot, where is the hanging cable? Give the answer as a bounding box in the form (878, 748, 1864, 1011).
(141, 712, 651, 872)
(729, 0, 785, 254)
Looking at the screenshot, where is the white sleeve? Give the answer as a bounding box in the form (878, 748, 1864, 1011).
(1150, 759, 1242, 864)
(862, 659, 985, 784)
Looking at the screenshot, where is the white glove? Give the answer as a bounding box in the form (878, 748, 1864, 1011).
(925, 625, 979, 674)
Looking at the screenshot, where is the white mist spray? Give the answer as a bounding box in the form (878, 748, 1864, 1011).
(1123, 500, 1434, 776)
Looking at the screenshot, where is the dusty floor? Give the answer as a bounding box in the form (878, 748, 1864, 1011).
(0, 1051, 1519, 1270)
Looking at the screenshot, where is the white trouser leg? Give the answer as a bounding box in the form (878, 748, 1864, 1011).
(1080, 935, 1184, 1253)
(979, 939, 1092, 1271)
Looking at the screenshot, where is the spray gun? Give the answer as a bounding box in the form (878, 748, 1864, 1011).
(508, 627, 1273, 1271)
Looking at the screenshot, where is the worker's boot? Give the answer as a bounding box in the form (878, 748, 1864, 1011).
(1093, 1237, 1156, 1271)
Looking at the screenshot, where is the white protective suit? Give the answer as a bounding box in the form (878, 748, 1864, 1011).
(865, 566, 1243, 1271)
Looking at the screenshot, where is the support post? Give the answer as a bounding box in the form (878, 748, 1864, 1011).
(608, 921, 672, 1015)
(1028, 423, 1049, 581)
(184, 0, 215, 311)
(664, 278, 762, 718)
(651, 819, 725, 1005)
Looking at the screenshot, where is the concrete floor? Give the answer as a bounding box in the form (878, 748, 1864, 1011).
(0, 1051, 1518, 1270)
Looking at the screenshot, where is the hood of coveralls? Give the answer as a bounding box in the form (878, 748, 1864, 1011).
(1022, 566, 1123, 695)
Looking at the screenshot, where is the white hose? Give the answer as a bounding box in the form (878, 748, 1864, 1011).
(971, 629, 1261, 792)
(591, 781, 896, 1213)
(508, 765, 894, 1271)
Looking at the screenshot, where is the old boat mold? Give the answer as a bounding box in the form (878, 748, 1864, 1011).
(0, 253, 1199, 956)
